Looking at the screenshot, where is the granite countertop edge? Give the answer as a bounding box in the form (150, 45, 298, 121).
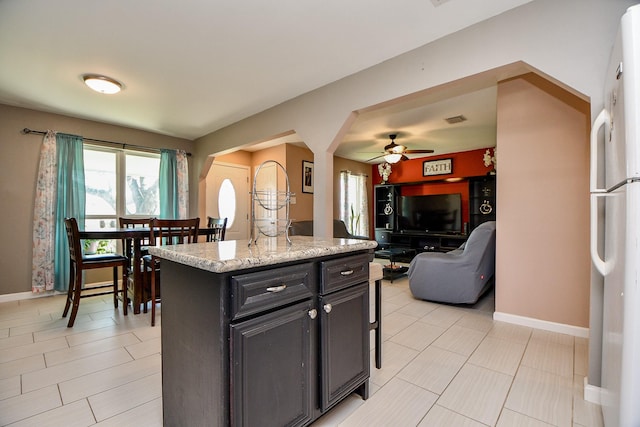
(148, 236, 378, 273)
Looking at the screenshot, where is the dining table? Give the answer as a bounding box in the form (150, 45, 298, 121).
(79, 227, 219, 314)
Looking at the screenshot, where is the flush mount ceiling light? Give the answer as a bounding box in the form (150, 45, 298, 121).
(82, 74, 122, 94)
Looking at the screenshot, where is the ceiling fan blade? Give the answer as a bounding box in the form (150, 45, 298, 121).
(404, 149, 435, 154)
(366, 154, 386, 162)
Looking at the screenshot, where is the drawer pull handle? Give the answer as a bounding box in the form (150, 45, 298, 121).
(324, 304, 332, 313)
(340, 269, 354, 276)
(308, 309, 317, 319)
(266, 284, 287, 293)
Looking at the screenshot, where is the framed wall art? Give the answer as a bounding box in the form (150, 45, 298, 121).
(302, 160, 314, 193)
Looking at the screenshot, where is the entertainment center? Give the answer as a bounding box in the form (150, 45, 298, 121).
(374, 175, 496, 256)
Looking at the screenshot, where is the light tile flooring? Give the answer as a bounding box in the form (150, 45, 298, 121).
(0, 264, 603, 427)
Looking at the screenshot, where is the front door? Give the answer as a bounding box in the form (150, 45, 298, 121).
(206, 162, 250, 240)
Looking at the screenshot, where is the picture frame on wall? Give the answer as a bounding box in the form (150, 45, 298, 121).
(302, 160, 314, 194)
(423, 158, 453, 177)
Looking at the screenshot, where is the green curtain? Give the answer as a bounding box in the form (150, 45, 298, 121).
(159, 149, 178, 219)
(53, 133, 86, 291)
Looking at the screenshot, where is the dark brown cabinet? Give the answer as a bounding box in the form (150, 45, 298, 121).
(469, 175, 496, 232)
(160, 251, 371, 427)
(319, 283, 369, 410)
(374, 185, 399, 249)
(231, 300, 315, 427)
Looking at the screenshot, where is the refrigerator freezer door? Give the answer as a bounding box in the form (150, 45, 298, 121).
(605, 27, 626, 188)
(621, 6, 640, 179)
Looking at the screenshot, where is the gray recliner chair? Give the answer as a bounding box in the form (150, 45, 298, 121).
(408, 221, 496, 304)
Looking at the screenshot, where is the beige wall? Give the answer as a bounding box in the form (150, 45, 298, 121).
(0, 104, 193, 295)
(286, 145, 314, 221)
(192, 0, 632, 239)
(199, 144, 316, 226)
(496, 74, 591, 327)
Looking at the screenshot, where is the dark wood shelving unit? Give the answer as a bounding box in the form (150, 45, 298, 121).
(373, 175, 496, 255)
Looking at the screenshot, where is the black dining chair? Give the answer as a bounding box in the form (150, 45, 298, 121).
(206, 216, 228, 242)
(62, 217, 129, 327)
(145, 217, 200, 326)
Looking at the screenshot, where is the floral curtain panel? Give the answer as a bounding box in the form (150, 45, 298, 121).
(31, 131, 85, 293)
(32, 131, 57, 292)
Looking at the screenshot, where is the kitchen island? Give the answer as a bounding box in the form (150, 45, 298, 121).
(149, 236, 378, 427)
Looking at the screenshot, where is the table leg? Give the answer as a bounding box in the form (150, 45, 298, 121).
(375, 278, 382, 369)
(132, 239, 142, 314)
(388, 254, 396, 283)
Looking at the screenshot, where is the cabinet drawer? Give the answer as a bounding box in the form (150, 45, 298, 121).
(319, 254, 369, 294)
(231, 263, 314, 321)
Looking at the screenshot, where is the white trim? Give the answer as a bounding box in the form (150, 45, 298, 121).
(0, 290, 64, 304)
(584, 377, 602, 404)
(493, 311, 589, 338)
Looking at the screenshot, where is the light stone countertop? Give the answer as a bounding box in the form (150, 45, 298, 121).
(148, 236, 378, 273)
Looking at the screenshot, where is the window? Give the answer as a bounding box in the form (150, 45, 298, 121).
(218, 178, 236, 228)
(84, 145, 160, 252)
(339, 171, 369, 237)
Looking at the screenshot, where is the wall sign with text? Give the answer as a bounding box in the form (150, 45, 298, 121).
(423, 158, 452, 176)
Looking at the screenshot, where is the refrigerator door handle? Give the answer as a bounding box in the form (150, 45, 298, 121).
(590, 108, 612, 276)
(590, 193, 611, 276)
(590, 108, 611, 193)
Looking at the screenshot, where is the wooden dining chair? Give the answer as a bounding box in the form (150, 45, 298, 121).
(146, 217, 200, 326)
(62, 217, 129, 327)
(206, 216, 228, 242)
(119, 217, 154, 311)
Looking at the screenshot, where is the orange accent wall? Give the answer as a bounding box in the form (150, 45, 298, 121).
(370, 147, 495, 227)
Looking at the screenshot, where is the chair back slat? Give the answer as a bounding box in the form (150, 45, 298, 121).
(119, 217, 154, 245)
(150, 218, 200, 246)
(206, 216, 228, 242)
(64, 217, 83, 263)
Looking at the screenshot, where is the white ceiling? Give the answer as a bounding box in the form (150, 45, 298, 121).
(0, 0, 530, 158)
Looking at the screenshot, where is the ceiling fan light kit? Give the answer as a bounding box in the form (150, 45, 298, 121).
(368, 133, 434, 164)
(383, 153, 403, 164)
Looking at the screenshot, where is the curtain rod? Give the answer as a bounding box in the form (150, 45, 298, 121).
(22, 128, 192, 156)
(340, 169, 368, 177)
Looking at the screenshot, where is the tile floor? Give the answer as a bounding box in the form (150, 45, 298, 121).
(0, 263, 603, 426)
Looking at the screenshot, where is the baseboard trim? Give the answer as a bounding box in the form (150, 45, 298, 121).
(0, 290, 63, 304)
(584, 377, 601, 404)
(493, 311, 589, 338)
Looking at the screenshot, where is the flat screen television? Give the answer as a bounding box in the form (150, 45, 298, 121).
(398, 193, 462, 233)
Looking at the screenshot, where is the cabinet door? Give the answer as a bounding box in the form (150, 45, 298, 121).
(319, 282, 369, 410)
(374, 185, 396, 231)
(230, 300, 315, 427)
(469, 176, 496, 232)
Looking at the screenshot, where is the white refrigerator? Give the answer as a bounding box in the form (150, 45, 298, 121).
(590, 4, 640, 427)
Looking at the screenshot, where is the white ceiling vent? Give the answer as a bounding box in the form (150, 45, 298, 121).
(444, 115, 467, 124)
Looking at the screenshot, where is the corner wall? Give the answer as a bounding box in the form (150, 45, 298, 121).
(495, 74, 591, 327)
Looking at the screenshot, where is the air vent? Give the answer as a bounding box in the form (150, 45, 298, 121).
(445, 115, 467, 124)
(430, 0, 452, 6)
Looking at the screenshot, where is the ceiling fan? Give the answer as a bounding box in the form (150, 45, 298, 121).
(367, 134, 434, 164)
